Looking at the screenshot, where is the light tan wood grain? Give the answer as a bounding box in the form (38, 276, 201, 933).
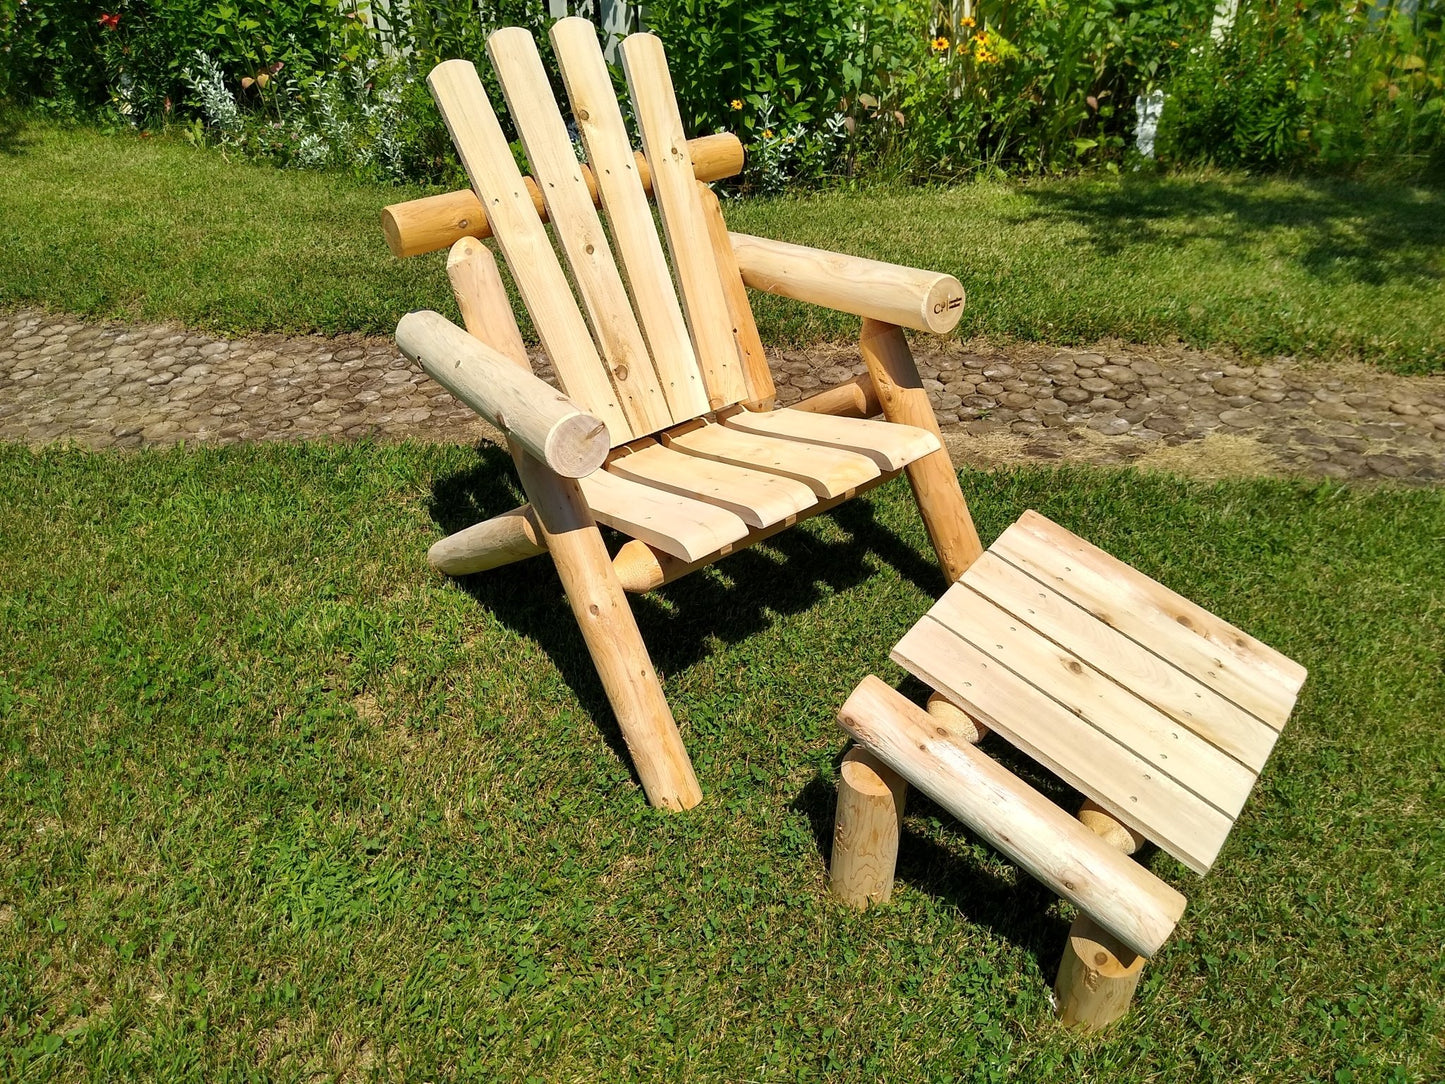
(551, 17, 711, 422)
(447, 237, 530, 369)
(839, 676, 1186, 958)
(1054, 915, 1146, 1030)
(381, 133, 745, 259)
(891, 614, 1234, 874)
(722, 406, 939, 471)
(610, 470, 898, 592)
(1014, 509, 1308, 697)
(443, 230, 700, 810)
(664, 420, 880, 499)
(791, 373, 881, 419)
(830, 747, 908, 908)
(488, 28, 672, 437)
(860, 320, 982, 580)
(427, 506, 547, 576)
(426, 58, 631, 442)
(606, 442, 816, 528)
(730, 232, 966, 335)
(961, 551, 1279, 771)
(579, 467, 751, 561)
(515, 449, 703, 810)
(928, 584, 1259, 819)
(698, 182, 774, 409)
(993, 514, 1302, 730)
(620, 33, 750, 408)
(396, 310, 608, 478)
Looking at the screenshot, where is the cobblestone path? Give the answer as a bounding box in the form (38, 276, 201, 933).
(3, 309, 1443, 483)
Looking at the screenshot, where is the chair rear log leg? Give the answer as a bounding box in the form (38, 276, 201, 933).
(514, 450, 703, 811)
(859, 318, 983, 581)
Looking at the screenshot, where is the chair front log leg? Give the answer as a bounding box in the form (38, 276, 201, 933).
(859, 318, 983, 581)
(513, 449, 703, 812)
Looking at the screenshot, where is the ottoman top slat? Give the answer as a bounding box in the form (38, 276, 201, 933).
(892, 511, 1306, 875)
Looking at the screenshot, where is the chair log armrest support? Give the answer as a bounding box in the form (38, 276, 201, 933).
(726, 232, 982, 579)
(395, 309, 610, 478)
(727, 232, 965, 335)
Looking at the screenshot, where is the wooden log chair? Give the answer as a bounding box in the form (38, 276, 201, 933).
(382, 21, 984, 811)
(828, 513, 1308, 1030)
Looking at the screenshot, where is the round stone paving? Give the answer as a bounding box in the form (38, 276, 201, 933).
(3, 309, 1444, 484)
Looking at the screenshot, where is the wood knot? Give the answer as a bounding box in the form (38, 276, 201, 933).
(1066, 659, 1084, 674)
(1176, 613, 1194, 629)
(577, 108, 590, 121)
(612, 364, 629, 380)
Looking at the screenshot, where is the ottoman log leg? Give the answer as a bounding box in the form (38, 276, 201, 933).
(1055, 801, 1151, 1030)
(1055, 914, 1146, 1030)
(830, 747, 908, 908)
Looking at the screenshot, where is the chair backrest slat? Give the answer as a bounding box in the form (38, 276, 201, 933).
(426, 58, 634, 444)
(487, 27, 675, 438)
(620, 33, 751, 410)
(550, 17, 712, 422)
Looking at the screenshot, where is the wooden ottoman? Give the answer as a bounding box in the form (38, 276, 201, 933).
(830, 510, 1306, 1029)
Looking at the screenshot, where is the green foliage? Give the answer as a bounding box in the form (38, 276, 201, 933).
(0, 0, 364, 122)
(1159, 0, 1445, 180)
(0, 443, 1441, 1078)
(848, 0, 1212, 180)
(646, 0, 864, 188)
(4, 0, 1443, 186)
(0, 0, 548, 185)
(647, 0, 1212, 185)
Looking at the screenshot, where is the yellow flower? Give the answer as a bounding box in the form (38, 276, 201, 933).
(931, 35, 949, 52)
(763, 128, 774, 139)
(959, 16, 975, 28)
(974, 31, 989, 45)
(729, 98, 743, 110)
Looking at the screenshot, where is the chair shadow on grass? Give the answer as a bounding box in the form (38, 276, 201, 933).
(426, 442, 948, 782)
(428, 444, 1089, 971)
(787, 678, 1081, 978)
(1013, 174, 1445, 288)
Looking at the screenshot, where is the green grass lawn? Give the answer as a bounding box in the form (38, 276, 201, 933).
(2, 118, 1443, 373)
(1, 441, 1440, 1080)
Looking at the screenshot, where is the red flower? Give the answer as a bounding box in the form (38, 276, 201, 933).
(98, 12, 119, 29)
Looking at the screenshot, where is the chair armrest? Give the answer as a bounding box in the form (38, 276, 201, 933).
(395, 310, 609, 478)
(728, 232, 965, 335)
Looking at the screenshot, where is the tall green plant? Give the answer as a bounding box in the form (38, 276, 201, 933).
(1159, 0, 1444, 180)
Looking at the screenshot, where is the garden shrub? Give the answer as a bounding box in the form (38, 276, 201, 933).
(1158, 0, 1444, 181)
(2, 0, 1439, 186)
